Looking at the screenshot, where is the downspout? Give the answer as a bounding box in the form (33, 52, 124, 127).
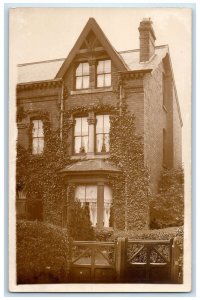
(60, 80, 64, 142)
(119, 75, 128, 232)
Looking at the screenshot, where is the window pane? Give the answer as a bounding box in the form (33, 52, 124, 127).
(104, 73, 111, 86)
(104, 115, 110, 133)
(104, 60, 111, 73)
(104, 134, 110, 152)
(104, 186, 112, 227)
(86, 186, 97, 202)
(81, 117, 88, 135)
(97, 74, 104, 87)
(82, 76, 89, 89)
(76, 76, 82, 89)
(76, 63, 82, 76)
(96, 115, 103, 133)
(96, 134, 103, 152)
(104, 185, 112, 203)
(82, 63, 89, 75)
(32, 120, 38, 137)
(74, 136, 81, 153)
(82, 136, 88, 153)
(97, 61, 104, 74)
(32, 138, 38, 154)
(75, 186, 86, 203)
(38, 138, 44, 154)
(74, 118, 82, 136)
(38, 120, 44, 137)
(89, 203, 97, 227)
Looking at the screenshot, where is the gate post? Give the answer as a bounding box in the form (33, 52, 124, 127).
(116, 237, 128, 282)
(171, 237, 180, 283)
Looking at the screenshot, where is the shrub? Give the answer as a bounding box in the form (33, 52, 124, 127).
(150, 168, 184, 229)
(17, 220, 70, 284)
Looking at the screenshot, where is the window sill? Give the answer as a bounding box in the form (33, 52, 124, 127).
(71, 87, 113, 95)
(162, 105, 168, 113)
(70, 153, 110, 160)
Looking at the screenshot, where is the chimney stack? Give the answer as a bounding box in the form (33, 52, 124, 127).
(138, 18, 156, 62)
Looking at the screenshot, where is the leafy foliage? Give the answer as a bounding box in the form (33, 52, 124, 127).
(109, 103, 150, 230)
(150, 168, 184, 229)
(17, 220, 70, 284)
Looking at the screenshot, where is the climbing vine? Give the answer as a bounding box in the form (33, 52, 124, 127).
(109, 103, 150, 231)
(17, 102, 150, 234)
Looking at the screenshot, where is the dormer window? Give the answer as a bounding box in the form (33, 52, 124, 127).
(97, 60, 111, 88)
(75, 62, 90, 89)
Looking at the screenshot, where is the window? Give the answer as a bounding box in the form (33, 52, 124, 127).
(75, 62, 90, 89)
(75, 185, 112, 227)
(32, 119, 44, 154)
(97, 60, 111, 87)
(96, 115, 110, 153)
(75, 185, 97, 227)
(74, 117, 89, 154)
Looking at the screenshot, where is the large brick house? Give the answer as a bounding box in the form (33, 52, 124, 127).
(16, 18, 182, 230)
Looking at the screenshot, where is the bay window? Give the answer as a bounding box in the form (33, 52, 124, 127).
(75, 184, 112, 228)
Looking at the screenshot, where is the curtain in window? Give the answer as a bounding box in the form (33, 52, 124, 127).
(75, 185, 97, 227)
(104, 185, 112, 227)
(74, 117, 89, 153)
(96, 115, 110, 153)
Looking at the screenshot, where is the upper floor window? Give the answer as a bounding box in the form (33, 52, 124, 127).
(32, 119, 44, 155)
(97, 60, 111, 88)
(75, 62, 90, 90)
(74, 117, 89, 154)
(96, 115, 110, 153)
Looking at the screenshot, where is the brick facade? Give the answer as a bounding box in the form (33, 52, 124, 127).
(16, 18, 182, 230)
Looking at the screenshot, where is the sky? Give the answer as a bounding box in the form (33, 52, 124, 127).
(9, 7, 192, 167)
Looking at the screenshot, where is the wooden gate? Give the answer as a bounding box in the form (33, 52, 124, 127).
(70, 241, 116, 283)
(69, 238, 181, 283)
(124, 239, 174, 283)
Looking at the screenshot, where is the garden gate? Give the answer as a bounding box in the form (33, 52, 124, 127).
(69, 238, 181, 283)
(69, 241, 116, 283)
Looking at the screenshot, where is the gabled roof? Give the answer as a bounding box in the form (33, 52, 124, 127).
(55, 18, 127, 78)
(59, 159, 121, 175)
(17, 46, 168, 84)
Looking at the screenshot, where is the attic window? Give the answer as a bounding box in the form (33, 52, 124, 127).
(97, 60, 111, 87)
(76, 62, 90, 89)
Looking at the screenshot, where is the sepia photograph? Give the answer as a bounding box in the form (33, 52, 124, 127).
(9, 6, 192, 293)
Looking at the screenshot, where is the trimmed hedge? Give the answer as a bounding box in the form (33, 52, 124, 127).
(17, 220, 70, 284)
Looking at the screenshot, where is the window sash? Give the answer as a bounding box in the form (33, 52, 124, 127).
(75, 185, 112, 228)
(74, 117, 89, 153)
(32, 120, 44, 154)
(97, 60, 111, 88)
(96, 115, 110, 153)
(76, 62, 90, 89)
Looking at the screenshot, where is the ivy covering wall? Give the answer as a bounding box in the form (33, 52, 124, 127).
(18, 101, 181, 234)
